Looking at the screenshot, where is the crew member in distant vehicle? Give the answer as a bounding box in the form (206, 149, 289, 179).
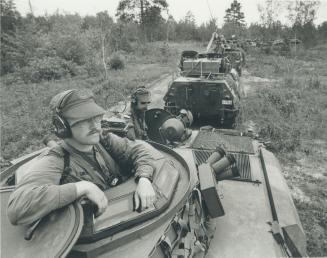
(7, 89, 156, 225)
(127, 87, 151, 140)
(214, 34, 226, 54)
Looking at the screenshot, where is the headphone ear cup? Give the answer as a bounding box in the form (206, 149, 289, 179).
(52, 114, 72, 138)
(131, 94, 137, 104)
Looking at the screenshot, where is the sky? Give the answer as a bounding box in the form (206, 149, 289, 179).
(13, 0, 327, 26)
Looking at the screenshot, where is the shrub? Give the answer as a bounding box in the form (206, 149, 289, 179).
(62, 61, 87, 77)
(306, 73, 321, 89)
(82, 56, 104, 77)
(1, 72, 25, 85)
(259, 89, 297, 119)
(258, 123, 301, 152)
(19, 56, 70, 83)
(159, 42, 170, 63)
(119, 37, 133, 53)
(108, 53, 125, 70)
(52, 34, 88, 65)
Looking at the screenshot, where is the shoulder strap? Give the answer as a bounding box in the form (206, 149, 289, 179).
(96, 143, 120, 178)
(96, 143, 126, 185)
(43, 143, 73, 184)
(59, 144, 111, 189)
(59, 148, 73, 184)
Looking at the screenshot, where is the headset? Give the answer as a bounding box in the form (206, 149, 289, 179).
(131, 86, 151, 105)
(52, 90, 75, 139)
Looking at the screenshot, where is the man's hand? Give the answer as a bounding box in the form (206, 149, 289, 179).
(75, 181, 108, 216)
(134, 177, 156, 211)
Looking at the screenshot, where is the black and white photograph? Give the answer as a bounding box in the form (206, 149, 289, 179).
(1, 0, 326, 257)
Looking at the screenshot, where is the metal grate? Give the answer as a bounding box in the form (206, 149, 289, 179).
(191, 130, 254, 154)
(193, 150, 252, 181)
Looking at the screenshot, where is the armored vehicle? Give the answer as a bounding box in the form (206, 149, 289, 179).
(164, 34, 242, 126)
(271, 39, 290, 56)
(164, 75, 240, 126)
(181, 52, 232, 74)
(289, 38, 302, 47)
(165, 51, 240, 126)
(179, 50, 198, 71)
(0, 123, 307, 258)
(289, 39, 303, 52)
(260, 41, 272, 54)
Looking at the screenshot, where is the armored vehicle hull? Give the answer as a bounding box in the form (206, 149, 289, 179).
(166, 49, 241, 127)
(164, 74, 240, 126)
(1, 129, 306, 257)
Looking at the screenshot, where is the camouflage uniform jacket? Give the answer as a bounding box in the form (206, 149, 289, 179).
(128, 108, 148, 140)
(7, 132, 155, 225)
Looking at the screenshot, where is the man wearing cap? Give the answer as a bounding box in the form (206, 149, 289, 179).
(7, 89, 156, 225)
(127, 87, 151, 140)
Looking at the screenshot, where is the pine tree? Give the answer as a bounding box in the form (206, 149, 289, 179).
(116, 0, 168, 28)
(224, 0, 245, 27)
(116, 0, 168, 41)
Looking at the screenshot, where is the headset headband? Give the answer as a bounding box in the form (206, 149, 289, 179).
(55, 90, 75, 114)
(132, 87, 150, 98)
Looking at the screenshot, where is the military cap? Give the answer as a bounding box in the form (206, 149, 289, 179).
(50, 89, 105, 126)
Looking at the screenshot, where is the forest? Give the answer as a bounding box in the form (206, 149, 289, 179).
(1, 0, 327, 80)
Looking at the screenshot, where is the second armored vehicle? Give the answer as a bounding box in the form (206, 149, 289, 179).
(164, 51, 241, 126)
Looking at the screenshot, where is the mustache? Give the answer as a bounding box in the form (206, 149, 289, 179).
(87, 129, 101, 136)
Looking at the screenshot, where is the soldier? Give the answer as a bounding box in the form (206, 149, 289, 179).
(7, 89, 156, 225)
(127, 87, 151, 140)
(214, 34, 226, 54)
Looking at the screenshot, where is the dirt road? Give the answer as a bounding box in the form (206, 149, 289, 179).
(147, 73, 173, 109)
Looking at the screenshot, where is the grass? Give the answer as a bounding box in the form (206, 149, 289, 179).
(284, 165, 327, 256)
(241, 43, 327, 257)
(1, 41, 200, 161)
(1, 40, 208, 162)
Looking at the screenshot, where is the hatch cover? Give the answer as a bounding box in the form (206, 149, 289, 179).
(1, 187, 84, 258)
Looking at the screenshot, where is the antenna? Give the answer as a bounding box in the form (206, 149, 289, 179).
(206, 0, 214, 21)
(28, 0, 34, 16)
(206, 0, 218, 29)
